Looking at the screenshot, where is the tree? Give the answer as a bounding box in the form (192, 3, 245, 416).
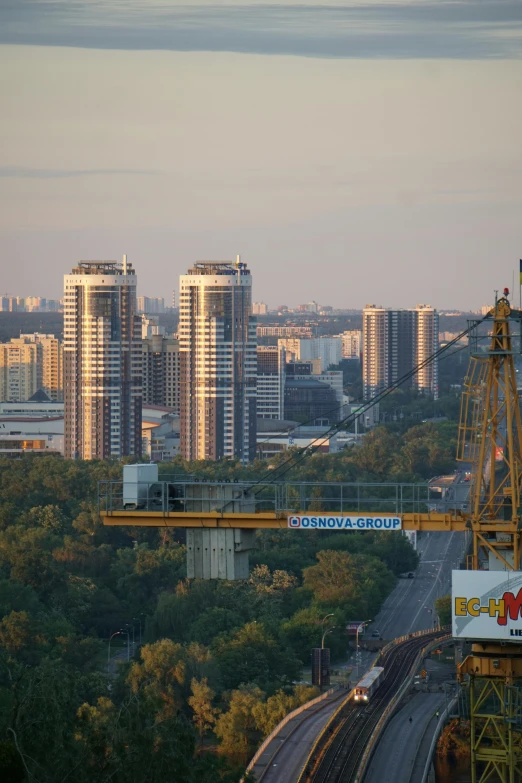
(0, 611, 32, 655)
(435, 594, 451, 626)
(303, 550, 394, 617)
(25, 504, 67, 531)
(188, 677, 219, 741)
(252, 684, 320, 736)
(213, 622, 300, 693)
(214, 684, 265, 763)
(353, 428, 396, 477)
(127, 639, 187, 718)
(189, 607, 240, 646)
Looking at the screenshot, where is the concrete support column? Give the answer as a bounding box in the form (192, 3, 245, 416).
(186, 528, 256, 580)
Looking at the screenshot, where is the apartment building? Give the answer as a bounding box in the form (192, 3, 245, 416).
(277, 336, 342, 371)
(137, 296, 165, 314)
(341, 330, 362, 359)
(0, 341, 38, 401)
(362, 304, 439, 400)
(179, 258, 257, 462)
(63, 257, 142, 459)
(142, 331, 180, 412)
(0, 333, 63, 402)
(257, 345, 285, 419)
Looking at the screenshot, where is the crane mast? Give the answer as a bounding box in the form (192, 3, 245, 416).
(456, 296, 522, 783)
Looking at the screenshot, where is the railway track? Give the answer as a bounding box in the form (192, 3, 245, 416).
(306, 629, 448, 783)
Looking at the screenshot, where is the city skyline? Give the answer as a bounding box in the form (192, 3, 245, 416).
(1, 2, 521, 309)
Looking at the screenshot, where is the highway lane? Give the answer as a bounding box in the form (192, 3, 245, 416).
(370, 528, 468, 642)
(364, 692, 445, 783)
(252, 689, 350, 783)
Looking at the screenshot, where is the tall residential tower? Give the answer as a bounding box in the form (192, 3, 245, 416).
(179, 258, 257, 462)
(362, 304, 438, 400)
(63, 258, 142, 459)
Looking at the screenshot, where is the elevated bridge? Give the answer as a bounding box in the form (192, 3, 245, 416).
(98, 471, 471, 579)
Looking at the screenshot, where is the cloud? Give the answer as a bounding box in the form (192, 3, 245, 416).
(0, 166, 160, 179)
(1, 1, 521, 59)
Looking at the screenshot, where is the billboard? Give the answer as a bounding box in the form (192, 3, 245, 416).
(287, 515, 401, 530)
(346, 621, 367, 634)
(452, 570, 522, 642)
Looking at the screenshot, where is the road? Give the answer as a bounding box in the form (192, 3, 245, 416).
(364, 691, 445, 783)
(250, 688, 350, 782)
(369, 527, 468, 644)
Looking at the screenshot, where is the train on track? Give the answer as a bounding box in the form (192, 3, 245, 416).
(353, 666, 385, 703)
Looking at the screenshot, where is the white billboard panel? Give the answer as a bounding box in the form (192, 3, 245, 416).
(452, 570, 522, 642)
(287, 515, 401, 530)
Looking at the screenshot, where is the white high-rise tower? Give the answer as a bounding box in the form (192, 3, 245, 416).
(179, 258, 257, 462)
(63, 258, 142, 459)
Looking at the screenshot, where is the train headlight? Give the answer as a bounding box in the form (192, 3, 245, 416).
(354, 695, 359, 700)
(363, 695, 368, 700)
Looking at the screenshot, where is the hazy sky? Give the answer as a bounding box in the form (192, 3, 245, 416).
(1, 1, 521, 309)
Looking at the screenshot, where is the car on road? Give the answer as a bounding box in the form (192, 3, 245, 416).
(371, 630, 381, 638)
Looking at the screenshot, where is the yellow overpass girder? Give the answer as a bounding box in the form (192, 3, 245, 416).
(100, 509, 517, 533)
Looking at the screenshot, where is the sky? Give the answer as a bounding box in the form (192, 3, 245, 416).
(0, 0, 521, 309)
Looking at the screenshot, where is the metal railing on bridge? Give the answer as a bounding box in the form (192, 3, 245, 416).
(98, 476, 432, 517)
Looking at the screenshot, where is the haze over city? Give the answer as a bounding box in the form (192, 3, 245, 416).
(1, 0, 521, 307)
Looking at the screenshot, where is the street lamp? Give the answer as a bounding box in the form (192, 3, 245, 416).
(321, 613, 334, 632)
(108, 630, 121, 675)
(321, 626, 335, 649)
(134, 615, 144, 646)
(355, 620, 372, 679)
(120, 628, 131, 662)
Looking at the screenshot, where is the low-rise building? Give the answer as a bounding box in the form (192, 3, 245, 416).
(141, 404, 180, 461)
(0, 416, 64, 455)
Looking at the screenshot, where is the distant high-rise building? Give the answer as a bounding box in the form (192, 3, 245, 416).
(257, 345, 285, 419)
(415, 304, 439, 397)
(341, 330, 362, 359)
(0, 333, 63, 402)
(19, 334, 63, 401)
(277, 337, 342, 371)
(252, 302, 268, 315)
(63, 257, 142, 460)
(0, 341, 38, 401)
(0, 295, 62, 312)
(142, 324, 181, 412)
(257, 326, 313, 338)
(362, 304, 439, 400)
(297, 301, 319, 313)
(179, 258, 257, 462)
(137, 296, 165, 314)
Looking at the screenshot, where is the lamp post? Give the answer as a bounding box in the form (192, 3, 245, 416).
(321, 627, 335, 649)
(134, 615, 143, 646)
(120, 628, 130, 662)
(321, 613, 334, 639)
(107, 630, 121, 675)
(355, 620, 372, 680)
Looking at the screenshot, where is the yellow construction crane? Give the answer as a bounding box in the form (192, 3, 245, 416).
(100, 295, 522, 782)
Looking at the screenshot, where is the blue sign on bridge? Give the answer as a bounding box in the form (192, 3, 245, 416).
(287, 516, 402, 530)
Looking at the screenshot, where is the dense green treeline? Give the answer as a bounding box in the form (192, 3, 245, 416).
(0, 423, 449, 779)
